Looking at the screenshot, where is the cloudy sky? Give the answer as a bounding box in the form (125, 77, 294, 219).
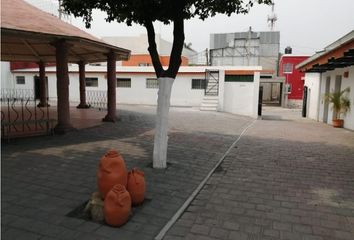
(30, 0, 354, 55)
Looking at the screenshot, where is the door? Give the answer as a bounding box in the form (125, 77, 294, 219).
(323, 77, 330, 123)
(258, 86, 263, 116)
(333, 75, 342, 119)
(34, 76, 40, 100)
(302, 86, 308, 117)
(33, 76, 49, 100)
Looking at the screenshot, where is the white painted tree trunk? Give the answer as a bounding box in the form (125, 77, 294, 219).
(153, 77, 175, 169)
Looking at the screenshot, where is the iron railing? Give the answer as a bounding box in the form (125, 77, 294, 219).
(86, 90, 107, 110)
(1, 96, 54, 140)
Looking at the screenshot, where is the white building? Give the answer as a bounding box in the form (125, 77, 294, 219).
(297, 30, 354, 130)
(5, 65, 262, 118)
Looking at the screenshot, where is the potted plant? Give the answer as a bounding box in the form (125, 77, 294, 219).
(324, 87, 351, 128)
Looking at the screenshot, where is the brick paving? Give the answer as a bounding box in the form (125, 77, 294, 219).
(165, 107, 354, 240)
(2, 106, 354, 240)
(1, 105, 251, 240)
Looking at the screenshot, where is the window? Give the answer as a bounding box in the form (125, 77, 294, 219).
(117, 78, 131, 88)
(283, 63, 293, 74)
(85, 77, 98, 87)
(146, 78, 159, 89)
(138, 63, 151, 66)
(225, 75, 254, 82)
(16, 76, 25, 85)
(191, 79, 206, 89)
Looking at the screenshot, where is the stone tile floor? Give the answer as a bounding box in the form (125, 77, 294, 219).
(165, 107, 354, 240)
(2, 106, 354, 240)
(1, 105, 251, 240)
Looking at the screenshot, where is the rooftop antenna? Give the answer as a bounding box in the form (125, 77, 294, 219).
(267, 2, 277, 31)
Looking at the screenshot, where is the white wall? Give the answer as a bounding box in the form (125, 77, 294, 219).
(12, 71, 206, 107)
(319, 66, 354, 130)
(304, 73, 321, 121)
(222, 72, 260, 118)
(1, 62, 14, 89)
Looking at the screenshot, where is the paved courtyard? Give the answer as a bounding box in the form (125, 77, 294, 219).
(2, 105, 354, 240)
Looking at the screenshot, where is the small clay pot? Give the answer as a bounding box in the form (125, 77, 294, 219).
(97, 150, 128, 199)
(127, 168, 146, 205)
(103, 184, 131, 227)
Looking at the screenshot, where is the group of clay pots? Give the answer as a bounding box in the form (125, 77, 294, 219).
(94, 150, 145, 227)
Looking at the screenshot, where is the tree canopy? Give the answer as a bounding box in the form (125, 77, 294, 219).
(62, 0, 273, 78)
(63, 0, 272, 27)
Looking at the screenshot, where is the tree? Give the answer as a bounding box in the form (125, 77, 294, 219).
(63, 0, 273, 168)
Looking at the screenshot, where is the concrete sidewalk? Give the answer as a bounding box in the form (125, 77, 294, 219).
(165, 107, 354, 240)
(1, 105, 252, 240)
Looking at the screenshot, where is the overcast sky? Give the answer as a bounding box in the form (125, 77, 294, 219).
(31, 0, 354, 55)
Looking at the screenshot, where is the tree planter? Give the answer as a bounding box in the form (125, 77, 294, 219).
(332, 119, 344, 128)
(97, 150, 127, 199)
(127, 168, 146, 205)
(103, 184, 131, 227)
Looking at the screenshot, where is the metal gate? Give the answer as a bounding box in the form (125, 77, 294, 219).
(205, 70, 220, 96)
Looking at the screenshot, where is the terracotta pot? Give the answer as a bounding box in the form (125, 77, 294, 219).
(332, 119, 344, 128)
(97, 150, 128, 199)
(103, 184, 131, 227)
(127, 168, 146, 205)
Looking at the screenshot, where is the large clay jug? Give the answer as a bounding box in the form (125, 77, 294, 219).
(127, 168, 146, 205)
(104, 184, 131, 227)
(97, 150, 127, 199)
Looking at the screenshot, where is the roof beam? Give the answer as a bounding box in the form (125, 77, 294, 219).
(22, 39, 41, 60)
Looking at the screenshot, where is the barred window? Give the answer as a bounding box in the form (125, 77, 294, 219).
(117, 78, 131, 88)
(225, 75, 254, 82)
(191, 79, 206, 89)
(16, 76, 25, 85)
(85, 77, 98, 87)
(146, 78, 159, 89)
(283, 63, 293, 74)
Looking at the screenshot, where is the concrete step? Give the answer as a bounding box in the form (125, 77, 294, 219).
(200, 106, 218, 111)
(201, 102, 218, 107)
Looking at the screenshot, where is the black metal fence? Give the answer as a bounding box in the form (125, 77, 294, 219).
(86, 90, 107, 110)
(1, 89, 54, 140)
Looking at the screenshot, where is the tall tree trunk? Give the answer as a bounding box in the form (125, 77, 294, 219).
(145, 18, 184, 169)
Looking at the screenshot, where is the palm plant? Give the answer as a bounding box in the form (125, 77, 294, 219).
(324, 87, 351, 120)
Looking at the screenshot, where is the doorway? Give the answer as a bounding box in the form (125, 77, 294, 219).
(34, 76, 48, 100)
(323, 77, 330, 123)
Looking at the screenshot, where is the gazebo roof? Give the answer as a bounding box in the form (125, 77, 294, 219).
(1, 0, 130, 63)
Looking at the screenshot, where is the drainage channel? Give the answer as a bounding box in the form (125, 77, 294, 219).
(154, 119, 256, 240)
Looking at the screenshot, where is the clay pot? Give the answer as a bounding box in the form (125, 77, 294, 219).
(97, 150, 128, 199)
(332, 119, 344, 128)
(103, 184, 131, 227)
(127, 168, 146, 205)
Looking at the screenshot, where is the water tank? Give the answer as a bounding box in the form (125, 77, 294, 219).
(285, 46, 292, 54)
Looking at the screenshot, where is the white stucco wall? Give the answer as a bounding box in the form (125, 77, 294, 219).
(222, 72, 260, 118)
(304, 73, 321, 121)
(318, 66, 354, 130)
(12, 71, 206, 107)
(1, 62, 14, 89)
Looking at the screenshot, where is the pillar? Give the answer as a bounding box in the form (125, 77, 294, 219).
(77, 61, 90, 108)
(37, 61, 49, 107)
(54, 40, 74, 134)
(103, 51, 117, 122)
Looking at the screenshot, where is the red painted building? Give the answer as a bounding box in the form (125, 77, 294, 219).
(279, 54, 309, 107)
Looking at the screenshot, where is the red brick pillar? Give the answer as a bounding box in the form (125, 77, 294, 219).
(103, 51, 117, 122)
(37, 61, 49, 107)
(77, 61, 90, 108)
(54, 40, 74, 134)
